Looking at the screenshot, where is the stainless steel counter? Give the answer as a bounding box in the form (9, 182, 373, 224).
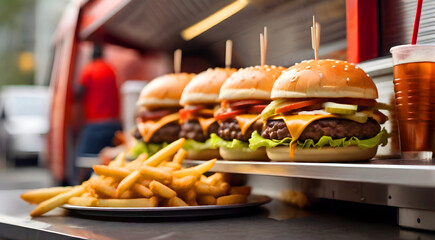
(1, 190, 433, 240)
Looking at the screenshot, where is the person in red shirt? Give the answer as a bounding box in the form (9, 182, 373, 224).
(72, 44, 122, 184)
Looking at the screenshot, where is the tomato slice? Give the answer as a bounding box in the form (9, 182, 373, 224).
(215, 109, 246, 121)
(248, 105, 268, 114)
(179, 106, 204, 120)
(229, 100, 269, 109)
(139, 110, 173, 121)
(197, 108, 215, 117)
(332, 98, 376, 107)
(276, 99, 327, 114)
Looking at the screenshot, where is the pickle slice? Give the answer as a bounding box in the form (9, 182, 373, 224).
(376, 102, 393, 110)
(342, 112, 368, 123)
(323, 102, 358, 115)
(261, 99, 287, 120)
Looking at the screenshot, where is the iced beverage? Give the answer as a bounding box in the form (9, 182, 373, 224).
(391, 45, 435, 156)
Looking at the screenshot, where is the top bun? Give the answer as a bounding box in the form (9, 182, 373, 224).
(180, 68, 236, 105)
(272, 59, 378, 99)
(219, 65, 285, 100)
(137, 73, 195, 108)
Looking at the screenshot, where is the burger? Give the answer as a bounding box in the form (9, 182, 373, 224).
(131, 73, 195, 157)
(210, 65, 285, 161)
(179, 67, 237, 159)
(249, 59, 389, 162)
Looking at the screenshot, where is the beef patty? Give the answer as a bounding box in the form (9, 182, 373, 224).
(218, 119, 263, 142)
(261, 118, 380, 141)
(179, 120, 219, 142)
(134, 123, 181, 143)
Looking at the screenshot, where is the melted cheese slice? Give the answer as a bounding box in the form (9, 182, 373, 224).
(198, 117, 217, 135)
(137, 112, 180, 142)
(235, 114, 261, 135)
(278, 114, 336, 158)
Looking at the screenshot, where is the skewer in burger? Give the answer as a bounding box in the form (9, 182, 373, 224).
(179, 67, 237, 159)
(210, 65, 285, 161)
(249, 59, 389, 162)
(131, 73, 195, 157)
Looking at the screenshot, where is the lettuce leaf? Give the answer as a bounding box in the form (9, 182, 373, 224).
(249, 129, 389, 150)
(182, 138, 218, 151)
(127, 141, 168, 158)
(209, 133, 252, 151)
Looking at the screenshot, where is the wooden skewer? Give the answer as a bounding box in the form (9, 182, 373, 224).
(260, 33, 265, 66)
(311, 16, 320, 60)
(316, 22, 320, 48)
(174, 49, 182, 74)
(225, 40, 232, 69)
(263, 26, 268, 55)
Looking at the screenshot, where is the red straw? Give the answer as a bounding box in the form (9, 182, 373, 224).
(411, 0, 424, 44)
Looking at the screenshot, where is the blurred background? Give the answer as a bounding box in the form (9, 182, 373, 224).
(0, 0, 69, 189)
(0, 0, 434, 189)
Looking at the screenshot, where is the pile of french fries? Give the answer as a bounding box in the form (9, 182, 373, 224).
(21, 138, 252, 217)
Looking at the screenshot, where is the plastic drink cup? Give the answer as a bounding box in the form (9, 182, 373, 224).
(390, 45, 435, 159)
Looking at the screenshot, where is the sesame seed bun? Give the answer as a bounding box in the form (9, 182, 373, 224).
(271, 59, 378, 99)
(219, 65, 285, 101)
(180, 68, 237, 106)
(137, 73, 195, 108)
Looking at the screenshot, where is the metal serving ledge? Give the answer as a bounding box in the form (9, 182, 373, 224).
(184, 158, 435, 188)
(184, 158, 435, 231)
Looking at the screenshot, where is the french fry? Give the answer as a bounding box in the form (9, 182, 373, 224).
(217, 182, 230, 196)
(216, 194, 247, 205)
(116, 170, 141, 197)
(161, 162, 182, 171)
(173, 159, 216, 178)
(205, 173, 223, 185)
(149, 181, 176, 199)
(119, 190, 135, 199)
(158, 167, 176, 173)
(109, 152, 126, 167)
(101, 176, 118, 186)
(157, 158, 171, 167)
(171, 175, 196, 194)
(281, 190, 310, 208)
(125, 153, 148, 171)
(133, 184, 153, 198)
(230, 186, 251, 196)
(195, 181, 229, 197)
(81, 192, 94, 198)
(168, 197, 188, 207)
(200, 175, 207, 182)
(21, 187, 73, 204)
(92, 181, 116, 198)
(140, 179, 152, 187)
(197, 195, 216, 205)
(139, 166, 172, 183)
(144, 138, 185, 167)
(96, 197, 158, 207)
(93, 165, 130, 179)
(172, 148, 187, 165)
(181, 188, 197, 206)
(30, 185, 86, 217)
(68, 197, 98, 207)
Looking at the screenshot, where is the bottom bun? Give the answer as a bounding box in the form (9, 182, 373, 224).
(219, 147, 269, 161)
(266, 146, 378, 162)
(186, 149, 221, 160)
